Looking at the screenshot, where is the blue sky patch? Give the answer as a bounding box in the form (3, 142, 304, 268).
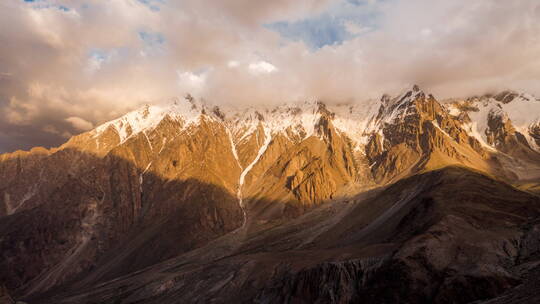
(138, 0, 165, 11)
(138, 31, 165, 47)
(88, 49, 108, 62)
(268, 17, 352, 49)
(266, 0, 380, 49)
(23, 0, 70, 12)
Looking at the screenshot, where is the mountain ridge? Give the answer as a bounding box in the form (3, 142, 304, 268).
(3, 85, 539, 161)
(2, 85, 540, 303)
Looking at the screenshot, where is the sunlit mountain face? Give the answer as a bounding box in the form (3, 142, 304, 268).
(2, 1, 540, 303)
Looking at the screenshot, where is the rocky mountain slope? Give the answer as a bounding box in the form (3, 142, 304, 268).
(1, 86, 540, 303)
(448, 91, 540, 180)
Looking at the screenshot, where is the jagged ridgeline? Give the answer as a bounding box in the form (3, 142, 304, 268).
(1, 86, 540, 303)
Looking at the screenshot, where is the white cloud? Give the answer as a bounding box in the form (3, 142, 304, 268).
(344, 21, 370, 35)
(420, 28, 432, 37)
(43, 124, 60, 135)
(227, 60, 240, 68)
(248, 61, 278, 75)
(65, 116, 94, 131)
(86, 55, 105, 74)
(177, 71, 206, 93)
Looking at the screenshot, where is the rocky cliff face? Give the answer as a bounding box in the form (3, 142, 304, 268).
(1, 86, 540, 303)
(363, 85, 490, 183)
(448, 91, 540, 179)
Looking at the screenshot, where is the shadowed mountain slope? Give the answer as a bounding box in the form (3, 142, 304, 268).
(19, 166, 540, 304)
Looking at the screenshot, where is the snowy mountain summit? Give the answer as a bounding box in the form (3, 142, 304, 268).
(86, 86, 540, 161)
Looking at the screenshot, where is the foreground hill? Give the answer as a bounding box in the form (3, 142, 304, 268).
(28, 166, 540, 304)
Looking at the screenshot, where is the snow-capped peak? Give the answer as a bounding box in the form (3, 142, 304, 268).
(92, 95, 205, 143)
(449, 90, 540, 152)
(86, 85, 445, 154)
(88, 85, 540, 157)
(368, 84, 430, 129)
(225, 100, 323, 142)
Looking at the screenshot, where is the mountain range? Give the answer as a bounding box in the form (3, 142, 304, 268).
(1, 85, 540, 303)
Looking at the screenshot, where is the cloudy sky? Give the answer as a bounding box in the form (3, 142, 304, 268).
(1, 0, 540, 152)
